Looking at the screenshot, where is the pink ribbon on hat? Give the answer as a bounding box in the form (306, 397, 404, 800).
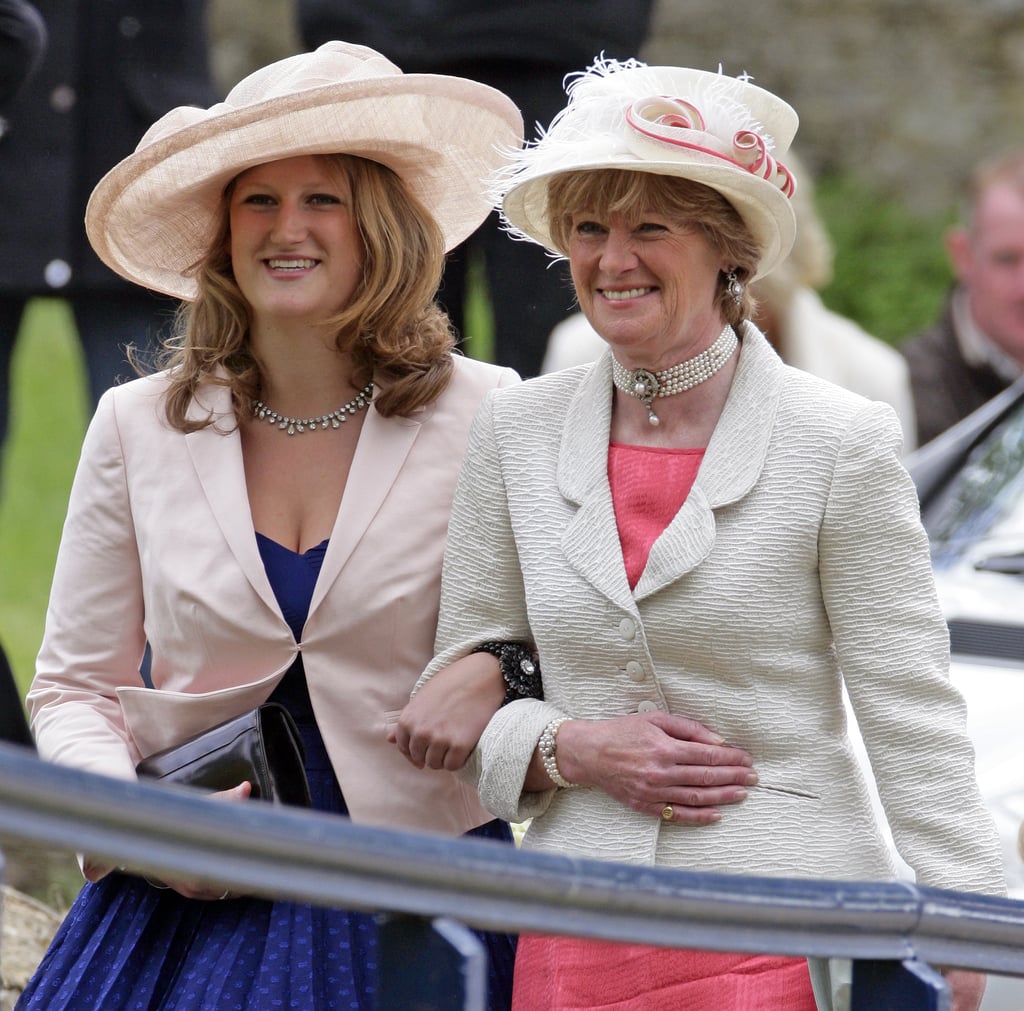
(624, 96, 796, 198)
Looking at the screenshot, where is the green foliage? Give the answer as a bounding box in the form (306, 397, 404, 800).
(460, 247, 495, 362)
(815, 173, 955, 347)
(0, 300, 87, 693)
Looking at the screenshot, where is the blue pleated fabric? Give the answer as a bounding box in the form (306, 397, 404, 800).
(17, 535, 516, 1009)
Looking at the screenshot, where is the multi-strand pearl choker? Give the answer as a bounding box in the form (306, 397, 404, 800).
(611, 324, 738, 426)
(253, 381, 374, 436)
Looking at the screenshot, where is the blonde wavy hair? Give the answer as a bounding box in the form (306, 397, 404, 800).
(152, 153, 456, 432)
(545, 168, 762, 327)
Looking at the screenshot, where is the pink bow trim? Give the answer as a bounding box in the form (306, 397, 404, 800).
(625, 96, 796, 199)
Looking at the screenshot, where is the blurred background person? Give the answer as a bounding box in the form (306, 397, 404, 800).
(0, 0, 219, 462)
(297, 0, 654, 377)
(543, 150, 918, 453)
(0, 0, 45, 112)
(0, 0, 44, 747)
(901, 148, 1024, 446)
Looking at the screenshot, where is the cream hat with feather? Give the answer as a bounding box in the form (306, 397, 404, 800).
(496, 58, 798, 280)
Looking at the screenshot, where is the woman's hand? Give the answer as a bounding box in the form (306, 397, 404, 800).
(86, 782, 253, 898)
(943, 968, 986, 1011)
(145, 782, 253, 899)
(391, 653, 505, 771)
(533, 711, 757, 825)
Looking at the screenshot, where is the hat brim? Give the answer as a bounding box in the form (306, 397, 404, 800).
(502, 157, 796, 282)
(87, 74, 523, 299)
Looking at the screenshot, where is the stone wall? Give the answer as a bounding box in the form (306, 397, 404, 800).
(641, 0, 1024, 215)
(206, 0, 1024, 215)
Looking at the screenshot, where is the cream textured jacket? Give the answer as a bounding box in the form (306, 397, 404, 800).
(28, 354, 518, 836)
(425, 324, 1005, 895)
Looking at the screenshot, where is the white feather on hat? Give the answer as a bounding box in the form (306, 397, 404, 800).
(86, 42, 524, 300)
(495, 57, 799, 280)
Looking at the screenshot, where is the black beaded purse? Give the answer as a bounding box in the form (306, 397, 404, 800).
(135, 702, 311, 807)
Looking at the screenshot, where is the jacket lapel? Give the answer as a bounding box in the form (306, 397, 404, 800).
(183, 381, 280, 615)
(308, 403, 422, 615)
(557, 355, 638, 609)
(183, 381, 422, 622)
(635, 325, 784, 599)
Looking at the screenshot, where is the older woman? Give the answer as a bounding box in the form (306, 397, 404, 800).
(21, 42, 522, 1011)
(398, 59, 1004, 1011)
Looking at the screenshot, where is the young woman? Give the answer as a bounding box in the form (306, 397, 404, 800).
(20, 41, 522, 1010)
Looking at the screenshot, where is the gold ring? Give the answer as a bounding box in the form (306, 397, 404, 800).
(661, 804, 674, 821)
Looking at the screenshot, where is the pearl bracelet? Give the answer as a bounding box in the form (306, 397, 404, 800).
(538, 717, 576, 789)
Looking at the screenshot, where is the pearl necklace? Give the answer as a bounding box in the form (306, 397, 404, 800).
(253, 381, 374, 436)
(611, 325, 737, 426)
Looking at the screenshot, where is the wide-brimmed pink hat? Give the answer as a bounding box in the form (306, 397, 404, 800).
(86, 41, 523, 300)
(495, 58, 798, 280)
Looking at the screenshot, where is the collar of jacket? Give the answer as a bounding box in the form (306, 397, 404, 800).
(181, 370, 423, 620)
(556, 323, 784, 601)
(557, 322, 783, 509)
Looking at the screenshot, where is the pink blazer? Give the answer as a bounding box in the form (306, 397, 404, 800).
(27, 355, 519, 835)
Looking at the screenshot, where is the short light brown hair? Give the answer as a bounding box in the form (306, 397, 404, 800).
(545, 168, 762, 325)
(961, 149, 1024, 231)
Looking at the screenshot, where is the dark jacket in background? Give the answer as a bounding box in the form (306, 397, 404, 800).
(901, 289, 1011, 446)
(0, 0, 46, 108)
(0, 0, 43, 747)
(298, 0, 653, 71)
(0, 0, 219, 297)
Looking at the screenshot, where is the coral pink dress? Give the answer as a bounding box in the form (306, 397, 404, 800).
(510, 444, 817, 1011)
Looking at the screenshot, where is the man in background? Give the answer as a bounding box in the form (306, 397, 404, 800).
(901, 149, 1024, 445)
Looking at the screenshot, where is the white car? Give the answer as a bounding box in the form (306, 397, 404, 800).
(913, 379, 1024, 899)
(858, 380, 1024, 1007)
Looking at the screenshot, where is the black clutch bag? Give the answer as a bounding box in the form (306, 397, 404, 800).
(135, 702, 311, 807)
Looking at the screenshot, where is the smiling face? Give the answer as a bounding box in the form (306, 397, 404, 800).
(567, 208, 728, 368)
(229, 155, 363, 332)
(548, 170, 759, 369)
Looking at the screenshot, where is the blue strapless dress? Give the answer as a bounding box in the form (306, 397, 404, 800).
(17, 534, 515, 1009)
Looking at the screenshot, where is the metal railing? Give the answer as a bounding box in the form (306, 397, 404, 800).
(0, 741, 1022, 1009)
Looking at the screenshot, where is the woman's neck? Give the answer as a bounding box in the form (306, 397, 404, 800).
(249, 322, 362, 417)
(609, 340, 739, 449)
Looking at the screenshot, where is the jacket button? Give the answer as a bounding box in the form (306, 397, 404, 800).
(625, 660, 645, 682)
(637, 700, 659, 713)
(618, 618, 635, 641)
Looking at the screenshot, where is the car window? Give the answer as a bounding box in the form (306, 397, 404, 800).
(922, 403, 1024, 570)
